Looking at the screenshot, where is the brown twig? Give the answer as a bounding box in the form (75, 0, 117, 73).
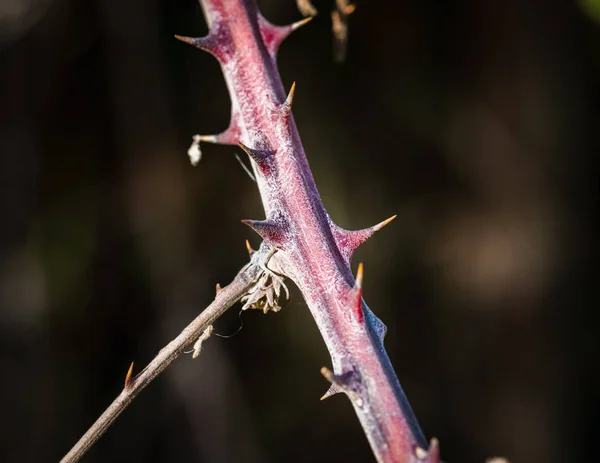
(59, 245, 270, 463)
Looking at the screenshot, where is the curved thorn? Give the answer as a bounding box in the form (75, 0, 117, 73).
(245, 239, 255, 255)
(216, 283, 222, 293)
(124, 362, 134, 389)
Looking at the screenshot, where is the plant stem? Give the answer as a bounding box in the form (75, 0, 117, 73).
(59, 253, 264, 463)
(183, 1, 439, 461)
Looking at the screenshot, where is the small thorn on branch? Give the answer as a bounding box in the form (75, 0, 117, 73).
(320, 366, 337, 384)
(281, 81, 296, 117)
(373, 214, 397, 232)
(174, 34, 217, 56)
(124, 362, 134, 389)
(241, 218, 285, 247)
(216, 283, 222, 293)
(245, 239, 255, 255)
(345, 263, 364, 323)
(320, 383, 343, 401)
(258, 16, 313, 57)
(355, 262, 364, 289)
(320, 366, 363, 407)
(291, 16, 313, 31)
(238, 142, 272, 172)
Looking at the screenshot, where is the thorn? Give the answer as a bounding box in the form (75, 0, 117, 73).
(124, 362, 134, 389)
(320, 383, 343, 401)
(285, 81, 296, 108)
(258, 13, 313, 58)
(320, 366, 336, 383)
(329, 213, 397, 262)
(240, 219, 285, 246)
(355, 263, 364, 289)
(174, 35, 216, 55)
(373, 214, 397, 231)
(281, 81, 296, 117)
(291, 16, 313, 31)
(238, 142, 271, 171)
(320, 366, 364, 407)
(348, 264, 364, 323)
(198, 135, 218, 143)
(216, 283, 222, 293)
(245, 239, 255, 255)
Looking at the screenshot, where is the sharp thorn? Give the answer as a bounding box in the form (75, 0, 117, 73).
(355, 263, 364, 289)
(238, 142, 252, 154)
(373, 214, 397, 231)
(198, 135, 218, 143)
(238, 141, 264, 164)
(174, 34, 195, 45)
(283, 81, 296, 111)
(320, 366, 335, 383)
(238, 142, 269, 167)
(174, 35, 212, 52)
(320, 383, 343, 401)
(245, 239, 255, 255)
(216, 283, 222, 293)
(124, 362, 134, 389)
(291, 16, 314, 30)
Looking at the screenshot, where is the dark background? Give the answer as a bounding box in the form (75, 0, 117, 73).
(0, 0, 597, 462)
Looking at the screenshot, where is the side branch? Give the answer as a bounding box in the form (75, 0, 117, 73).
(60, 249, 267, 463)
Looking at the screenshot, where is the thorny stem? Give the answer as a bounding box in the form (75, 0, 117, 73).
(59, 245, 270, 463)
(179, 1, 440, 462)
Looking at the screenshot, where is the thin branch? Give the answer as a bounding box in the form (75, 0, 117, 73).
(59, 247, 267, 463)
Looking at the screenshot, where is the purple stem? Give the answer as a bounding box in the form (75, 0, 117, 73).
(179, 1, 439, 461)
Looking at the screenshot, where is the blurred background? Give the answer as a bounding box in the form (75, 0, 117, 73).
(0, 0, 597, 462)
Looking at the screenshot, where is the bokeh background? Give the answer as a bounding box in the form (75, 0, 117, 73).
(0, 0, 597, 462)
